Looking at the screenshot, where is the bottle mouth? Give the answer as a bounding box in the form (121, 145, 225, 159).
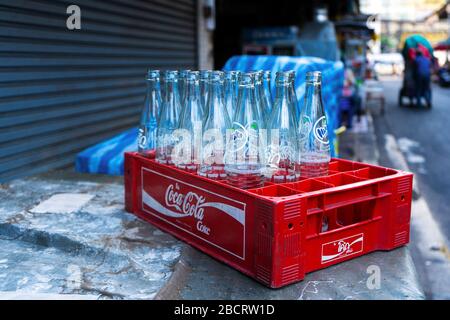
(225, 70, 238, 81)
(263, 71, 271, 80)
(178, 69, 191, 78)
(147, 70, 160, 80)
(306, 71, 322, 83)
(239, 73, 255, 86)
(210, 70, 224, 82)
(275, 71, 292, 84)
(164, 70, 179, 80)
(200, 70, 212, 80)
(186, 71, 199, 81)
(252, 70, 263, 83)
(287, 70, 295, 82)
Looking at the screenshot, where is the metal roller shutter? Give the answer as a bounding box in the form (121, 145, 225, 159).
(0, 0, 197, 182)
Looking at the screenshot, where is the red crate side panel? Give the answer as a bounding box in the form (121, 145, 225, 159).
(390, 174, 413, 248)
(254, 200, 275, 286)
(304, 221, 381, 272)
(130, 157, 259, 277)
(273, 197, 307, 287)
(124, 152, 136, 213)
(303, 180, 393, 273)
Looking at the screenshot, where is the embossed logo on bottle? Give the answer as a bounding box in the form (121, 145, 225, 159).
(299, 115, 312, 141)
(313, 116, 329, 145)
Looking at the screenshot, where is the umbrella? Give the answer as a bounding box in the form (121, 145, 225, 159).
(434, 37, 450, 51)
(401, 34, 434, 60)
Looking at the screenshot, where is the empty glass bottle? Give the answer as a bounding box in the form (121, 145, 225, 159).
(178, 69, 191, 108)
(175, 71, 203, 173)
(225, 72, 265, 189)
(156, 70, 181, 165)
(286, 70, 300, 118)
(199, 71, 231, 180)
(261, 70, 273, 122)
(224, 71, 238, 122)
(138, 70, 162, 157)
(199, 70, 212, 112)
(298, 71, 330, 177)
(266, 71, 299, 183)
(254, 71, 269, 126)
(232, 71, 241, 105)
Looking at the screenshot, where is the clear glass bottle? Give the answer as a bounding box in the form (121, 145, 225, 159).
(266, 71, 299, 183)
(178, 69, 191, 108)
(175, 71, 203, 173)
(199, 70, 212, 112)
(156, 70, 181, 165)
(298, 71, 330, 177)
(224, 71, 238, 122)
(232, 71, 241, 105)
(199, 71, 231, 180)
(287, 70, 300, 119)
(254, 71, 269, 126)
(138, 70, 162, 157)
(225, 72, 265, 189)
(262, 70, 273, 122)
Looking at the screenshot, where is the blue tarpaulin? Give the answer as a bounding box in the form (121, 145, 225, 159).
(76, 55, 344, 175)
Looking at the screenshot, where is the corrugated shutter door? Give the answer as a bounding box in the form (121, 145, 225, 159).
(0, 0, 197, 182)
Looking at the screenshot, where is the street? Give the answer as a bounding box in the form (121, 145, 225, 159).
(372, 76, 450, 299)
(374, 78, 450, 239)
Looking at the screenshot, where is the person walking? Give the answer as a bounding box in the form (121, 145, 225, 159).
(414, 50, 432, 108)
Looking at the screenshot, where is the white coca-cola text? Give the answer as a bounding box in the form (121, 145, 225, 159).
(165, 183, 206, 221)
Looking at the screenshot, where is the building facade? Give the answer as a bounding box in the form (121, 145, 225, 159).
(0, 0, 213, 182)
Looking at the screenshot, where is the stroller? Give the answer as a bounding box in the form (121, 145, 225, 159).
(398, 35, 433, 109)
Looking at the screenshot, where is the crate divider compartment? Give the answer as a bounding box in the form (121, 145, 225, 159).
(328, 159, 367, 173)
(315, 172, 367, 187)
(283, 178, 334, 193)
(351, 166, 398, 179)
(247, 184, 301, 197)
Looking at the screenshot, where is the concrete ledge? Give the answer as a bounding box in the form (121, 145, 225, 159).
(157, 245, 424, 300)
(0, 168, 425, 300)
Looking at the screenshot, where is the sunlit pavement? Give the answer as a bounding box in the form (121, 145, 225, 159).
(0, 166, 424, 300)
(372, 75, 450, 299)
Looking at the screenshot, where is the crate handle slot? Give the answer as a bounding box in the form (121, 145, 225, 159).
(320, 198, 378, 234)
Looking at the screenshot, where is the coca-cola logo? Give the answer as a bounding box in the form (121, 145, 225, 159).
(141, 168, 246, 259)
(165, 183, 206, 221)
(337, 240, 352, 254)
(321, 233, 364, 263)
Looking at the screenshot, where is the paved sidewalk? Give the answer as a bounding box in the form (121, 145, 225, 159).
(0, 120, 425, 299)
(0, 172, 181, 299)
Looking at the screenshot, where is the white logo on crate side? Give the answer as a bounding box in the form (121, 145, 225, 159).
(165, 183, 206, 219)
(140, 167, 246, 260)
(321, 233, 364, 263)
(142, 183, 245, 227)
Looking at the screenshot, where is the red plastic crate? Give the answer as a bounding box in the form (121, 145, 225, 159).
(124, 152, 413, 288)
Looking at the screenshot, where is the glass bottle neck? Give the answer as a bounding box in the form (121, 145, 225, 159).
(224, 78, 235, 96)
(185, 79, 200, 100)
(263, 78, 271, 92)
(275, 82, 289, 100)
(209, 81, 223, 100)
(304, 82, 322, 106)
(146, 78, 159, 91)
(165, 79, 179, 101)
(146, 78, 161, 103)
